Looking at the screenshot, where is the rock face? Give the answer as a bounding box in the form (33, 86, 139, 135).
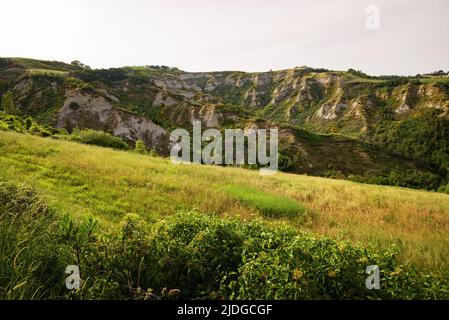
(57, 90, 171, 153)
(132, 68, 449, 139)
(317, 103, 347, 120)
(4, 60, 449, 142)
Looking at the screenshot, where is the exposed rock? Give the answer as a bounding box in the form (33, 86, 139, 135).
(153, 91, 177, 107)
(57, 90, 171, 153)
(395, 103, 410, 114)
(317, 103, 347, 120)
(205, 80, 216, 92)
(188, 105, 221, 128)
(97, 89, 119, 103)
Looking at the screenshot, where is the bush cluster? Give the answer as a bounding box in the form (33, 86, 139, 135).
(0, 112, 64, 137)
(0, 112, 131, 151)
(373, 109, 449, 172)
(349, 170, 445, 191)
(67, 128, 129, 150)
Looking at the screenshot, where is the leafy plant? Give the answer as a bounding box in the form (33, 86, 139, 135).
(134, 139, 147, 154)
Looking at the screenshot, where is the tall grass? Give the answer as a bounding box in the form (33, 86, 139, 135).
(0, 182, 65, 299)
(223, 184, 307, 218)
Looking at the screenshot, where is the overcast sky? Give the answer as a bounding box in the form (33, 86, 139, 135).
(0, 0, 448, 75)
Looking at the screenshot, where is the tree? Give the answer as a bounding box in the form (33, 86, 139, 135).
(1, 91, 20, 115)
(71, 60, 91, 70)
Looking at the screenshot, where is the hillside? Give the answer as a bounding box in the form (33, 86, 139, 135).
(0, 57, 448, 190)
(1, 130, 448, 273)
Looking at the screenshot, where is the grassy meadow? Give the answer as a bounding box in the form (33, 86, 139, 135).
(0, 130, 448, 275)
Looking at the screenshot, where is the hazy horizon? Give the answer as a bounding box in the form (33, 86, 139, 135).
(1, 0, 448, 76)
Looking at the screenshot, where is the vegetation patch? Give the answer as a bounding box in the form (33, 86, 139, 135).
(1, 131, 448, 273)
(1, 188, 448, 300)
(65, 128, 129, 150)
(349, 170, 444, 191)
(223, 184, 306, 218)
(0, 113, 130, 151)
(0, 112, 64, 137)
(0, 182, 64, 299)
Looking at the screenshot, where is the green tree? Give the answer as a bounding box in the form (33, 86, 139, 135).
(1, 91, 19, 115)
(70, 60, 91, 70)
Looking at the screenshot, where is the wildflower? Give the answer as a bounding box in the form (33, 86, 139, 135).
(292, 268, 304, 280)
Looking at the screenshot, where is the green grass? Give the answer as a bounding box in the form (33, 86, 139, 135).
(8, 57, 73, 72)
(0, 181, 63, 299)
(223, 184, 307, 218)
(419, 77, 449, 84)
(0, 130, 448, 273)
(26, 69, 69, 76)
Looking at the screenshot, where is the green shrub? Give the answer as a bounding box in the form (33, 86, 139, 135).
(146, 212, 247, 298)
(0, 113, 24, 132)
(373, 109, 449, 171)
(149, 148, 158, 157)
(144, 212, 449, 300)
(24, 117, 33, 130)
(134, 139, 146, 154)
(68, 128, 129, 150)
(0, 182, 65, 299)
(438, 184, 449, 194)
(69, 101, 81, 110)
(349, 170, 445, 191)
(224, 231, 445, 300)
(0, 113, 65, 137)
(1, 91, 20, 115)
(223, 184, 307, 218)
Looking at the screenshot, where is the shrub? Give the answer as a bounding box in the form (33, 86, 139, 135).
(0, 113, 65, 137)
(149, 148, 158, 157)
(0, 182, 65, 299)
(0, 113, 24, 132)
(1, 91, 20, 115)
(134, 139, 146, 154)
(373, 109, 449, 172)
(438, 184, 449, 194)
(224, 231, 445, 300)
(146, 212, 246, 298)
(69, 101, 81, 110)
(349, 170, 445, 191)
(68, 128, 129, 150)
(24, 117, 33, 130)
(141, 212, 449, 300)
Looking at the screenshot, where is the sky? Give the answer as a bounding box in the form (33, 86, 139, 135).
(0, 0, 448, 75)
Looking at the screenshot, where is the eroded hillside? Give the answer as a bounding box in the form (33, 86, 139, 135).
(1, 58, 448, 187)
